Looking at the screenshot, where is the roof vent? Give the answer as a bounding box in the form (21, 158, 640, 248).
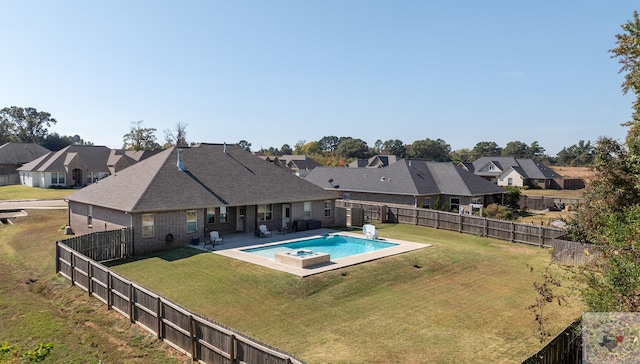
(223, 142, 227, 154)
(380, 177, 386, 182)
(177, 149, 187, 171)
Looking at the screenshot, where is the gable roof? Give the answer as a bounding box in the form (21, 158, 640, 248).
(464, 157, 562, 179)
(348, 155, 400, 168)
(66, 143, 335, 212)
(305, 159, 506, 197)
(0, 142, 50, 165)
(18, 145, 112, 173)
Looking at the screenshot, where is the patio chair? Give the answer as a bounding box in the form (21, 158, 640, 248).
(363, 224, 378, 239)
(204, 231, 223, 249)
(259, 225, 272, 237)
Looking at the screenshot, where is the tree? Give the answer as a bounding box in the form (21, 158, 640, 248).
(471, 141, 502, 159)
(335, 138, 370, 160)
(0, 106, 57, 144)
(611, 10, 640, 123)
(373, 139, 384, 154)
(449, 148, 473, 164)
(381, 139, 407, 158)
(526, 141, 546, 159)
(122, 120, 159, 151)
(43, 133, 93, 151)
(163, 122, 188, 147)
(294, 141, 320, 156)
(317, 136, 341, 154)
(237, 140, 252, 152)
(280, 144, 293, 155)
(501, 141, 529, 158)
(407, 138, 451, 161)
(556, 140, 594, 166)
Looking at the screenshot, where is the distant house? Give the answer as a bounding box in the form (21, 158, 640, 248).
(305, 159, 506, 211)
(459, 157, 563, 189)
(17, 145, 160, 188)
(0, 142, 50, 186)
(348, 155, 400, 168)
(65, 143, 336, 254)
(258, 154, 321, 177)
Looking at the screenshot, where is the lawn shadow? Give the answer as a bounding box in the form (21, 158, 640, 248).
(104, 247, 206, 267)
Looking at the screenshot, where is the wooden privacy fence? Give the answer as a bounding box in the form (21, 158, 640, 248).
(56, 242, 306, 364)
(550, 240, 594, 266)
(338, 200, 566, 248)
(521, 319, 582, 364)
(59, 227, 134, 262)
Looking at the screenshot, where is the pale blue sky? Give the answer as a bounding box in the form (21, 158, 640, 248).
(0, 1, 637, 155)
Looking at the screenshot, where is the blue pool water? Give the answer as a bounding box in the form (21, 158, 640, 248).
(242, 234, 398, 260)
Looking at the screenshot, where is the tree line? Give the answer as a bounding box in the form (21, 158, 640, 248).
(1, 111, 595, 167)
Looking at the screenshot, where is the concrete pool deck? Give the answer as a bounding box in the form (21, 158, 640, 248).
(189, 228, 430, 277)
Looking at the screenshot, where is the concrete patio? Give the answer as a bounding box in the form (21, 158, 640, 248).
(188, 228, 429, 277)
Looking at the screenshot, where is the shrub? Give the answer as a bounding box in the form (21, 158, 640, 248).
(483, 203, 513, 220)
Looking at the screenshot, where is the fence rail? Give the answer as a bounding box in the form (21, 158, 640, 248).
(56, 241, 305, 364)
(522, 319, 582, 364)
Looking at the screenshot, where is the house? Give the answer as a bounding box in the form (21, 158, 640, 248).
(17, 145, 160, 188)
(305, 159, 506, 211)
(65, 143, 337, 254)
(258, 154, 321, 177)
(348, 155, 400, 168)
(0, 142, 50, 186)
(459, 157, 563, 189)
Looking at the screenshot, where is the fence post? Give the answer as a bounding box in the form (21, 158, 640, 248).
(458, 215, 463, 233)
(87, 260, 92, 297)
(435, 211, 440, 229)
(190, 315, 197, 360)
(107, 271, 112, 310)
(539, 226, 544, 247)
(55, 242, 60, 274)
(157, 296, 162, 340)
(129, 283, 135, 323)
(414, 209, 418, 225)
(70, 253, 76, 286)
(483, 218, 488, 237)
(230, 334, 237, 363)
(510, 222, 515, 243)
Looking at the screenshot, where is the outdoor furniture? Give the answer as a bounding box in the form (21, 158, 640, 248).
(363, 224, 378, 239)
(259, 225, 272, 237)
(204, 231, 223, 248)
(278, 222, 292, 234)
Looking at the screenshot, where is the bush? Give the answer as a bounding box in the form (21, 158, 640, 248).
(483, 204, 513, 220)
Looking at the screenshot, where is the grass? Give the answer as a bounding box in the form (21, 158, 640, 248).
(0, 209, 189, 363)
(0, 185, 73, 200)
(110, 223, 584, 363)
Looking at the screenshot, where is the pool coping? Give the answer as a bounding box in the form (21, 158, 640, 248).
(206, 229, 430, 277)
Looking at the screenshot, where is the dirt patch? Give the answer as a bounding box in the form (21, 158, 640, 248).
(550, 166, 594, 182)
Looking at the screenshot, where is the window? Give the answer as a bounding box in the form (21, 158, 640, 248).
(422, 197, 430, 209)
(206, 208, 215, 223)
(87, 205, 93, 226)
(51, 172, 65, 185)
(86, 172, 100, 184)
(304, 201, 312, 220)
(507, 177, 513, 186)
(450, 198, 460, 212)
(142, 213, 154, 238)
(258, 204, 273, 221)
(220, 206, 228, 223)
(186, 210, 197, 233)
(324, 200, 332, 217)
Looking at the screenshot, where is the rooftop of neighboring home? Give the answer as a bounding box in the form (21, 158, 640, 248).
(306, 159, 506, 197)
(18, 145, 113, 172)
(0, 142, 50, 165)
(460, 157, 562, 179)
(66, 143, 335, 213)
(348, 155, 401, 168)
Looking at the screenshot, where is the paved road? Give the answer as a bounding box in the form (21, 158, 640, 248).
(0, 199, 67, 210)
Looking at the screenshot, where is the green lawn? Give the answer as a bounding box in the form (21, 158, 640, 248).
(111, 223, 584, 364)
(0, 185, 73, 200)
(0, 209, 189, 363)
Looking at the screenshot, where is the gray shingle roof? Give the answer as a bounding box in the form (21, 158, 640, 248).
(0, 142, 50, 165)
(305, 159, 505, 197)
(18, 145, 112, 172)
(468, 157, 561, 179)
(66, 143, 335, 212)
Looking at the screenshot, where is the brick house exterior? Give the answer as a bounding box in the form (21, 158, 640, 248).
(66, 143, 336, 254)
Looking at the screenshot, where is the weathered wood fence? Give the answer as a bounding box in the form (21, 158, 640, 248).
(59, 227, 134, 262)
(338, 200, 566, 247)
(338, 200, 593, 266)
(521, 319, 582, 364)
(56, 241, 305, 364)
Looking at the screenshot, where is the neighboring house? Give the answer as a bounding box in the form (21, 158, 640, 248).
(348, 155, 400, 168)
(0, 142, 50, 186)
(65, 143, 337, 254)
(18, 145, 161, 188)
(305, 159, 506, 211)
(459, 157, 563, 189)
(258, 154, 321, 177)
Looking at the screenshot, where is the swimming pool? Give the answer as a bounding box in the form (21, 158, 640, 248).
(243, 234, 398, 260)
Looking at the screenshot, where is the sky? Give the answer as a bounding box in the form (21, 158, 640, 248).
(0, 1, 638, 156)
